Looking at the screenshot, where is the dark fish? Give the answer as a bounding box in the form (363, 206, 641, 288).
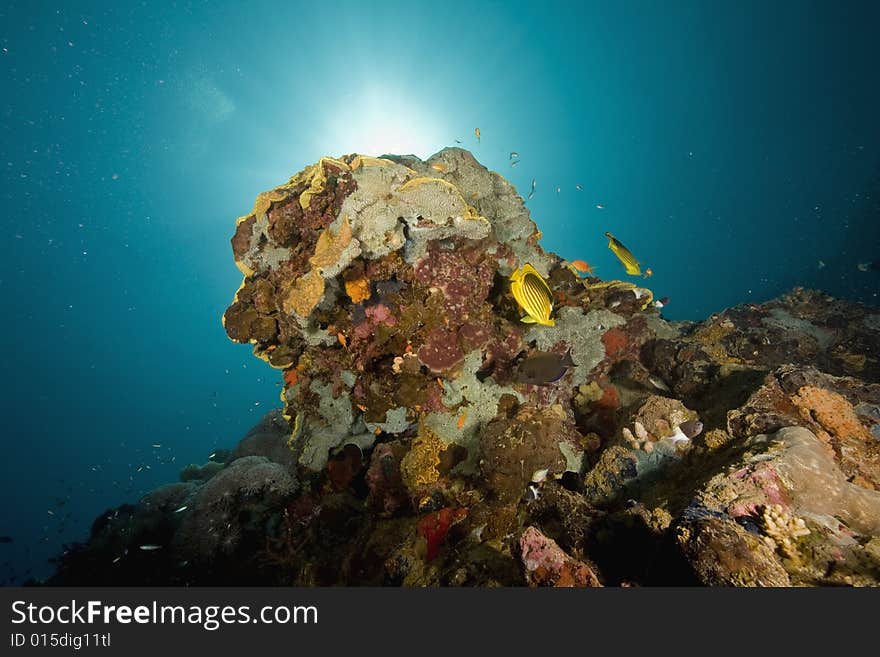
(516, 351, 575, 385)
(0, 536, 12, 544)
(679, 420, 703, 439)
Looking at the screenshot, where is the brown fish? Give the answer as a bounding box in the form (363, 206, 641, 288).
(516, 351, 575, 385)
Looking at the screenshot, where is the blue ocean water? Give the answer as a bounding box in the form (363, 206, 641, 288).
(0, 0, 878, 583)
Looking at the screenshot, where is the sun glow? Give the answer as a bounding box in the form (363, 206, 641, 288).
(319, 86, 449, 159)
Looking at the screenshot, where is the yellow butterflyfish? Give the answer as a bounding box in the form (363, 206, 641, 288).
(604, 231, 641, 276)
(510, 263, 555, 326)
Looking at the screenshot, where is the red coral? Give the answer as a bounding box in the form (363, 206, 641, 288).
(601, 327, 628, 358)
(326, 444, 363, 491)
(418, 507, 468, 561)
(596, 385, 620, 410)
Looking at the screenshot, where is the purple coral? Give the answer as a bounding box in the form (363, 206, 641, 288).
(413, 241, 496, 318)
(418, 326, 465, 373)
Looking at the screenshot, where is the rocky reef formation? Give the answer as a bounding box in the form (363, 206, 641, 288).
(49, 150, 880, 586)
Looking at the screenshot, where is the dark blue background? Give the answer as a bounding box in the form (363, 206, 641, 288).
(1, 0, 878, 582)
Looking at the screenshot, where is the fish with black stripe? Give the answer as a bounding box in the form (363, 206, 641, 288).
(509, 263, 555, 326)
(604, 231, 642, 276)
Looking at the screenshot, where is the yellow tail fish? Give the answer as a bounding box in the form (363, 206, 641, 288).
(510, 263, 555, 326)
(604, 232, 641, 276)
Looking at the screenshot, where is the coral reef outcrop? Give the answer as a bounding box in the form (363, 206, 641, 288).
(49, 151, 880, 586)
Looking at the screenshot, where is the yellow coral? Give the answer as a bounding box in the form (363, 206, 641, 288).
(792, 386, 873, 441)
(398, 176, 459, 194)
(400, 425, 444, 491)
(282, 270, 325, 318)
(253, 188, 293, 218)
(286, 412, 305, 452)
(310, 216, 353, 270)
(348, 155, 396, 170)
(761, 504, 810, 559)
(345, 275, 371, 304)
(582, 280, 636, 292)
(298, 157, 349, 210)
(692, 318, 738, 364)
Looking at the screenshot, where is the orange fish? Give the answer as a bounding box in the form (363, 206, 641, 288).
(430, 163, 446, 172)
(457, 411, 467, 429)
(337, 333, 348, 349)
(569, 260, 596, 275)
(643, 267, 653, 278)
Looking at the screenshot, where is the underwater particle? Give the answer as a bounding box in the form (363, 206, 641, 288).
(510, 263, 554, 326)
(528, 178, 536, 199)
(595, 204, 605, 209)
(604, 231, 641, 276)
(576, 184, 583, 191)
(510, 151, 519, 159)
(857, 262, 870, 272)
(139, 544, 162, 551)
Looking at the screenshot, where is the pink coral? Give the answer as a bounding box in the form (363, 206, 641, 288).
(519, 527, 601, 587)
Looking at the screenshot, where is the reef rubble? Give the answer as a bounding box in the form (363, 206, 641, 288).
(50, 149, 880, 586)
